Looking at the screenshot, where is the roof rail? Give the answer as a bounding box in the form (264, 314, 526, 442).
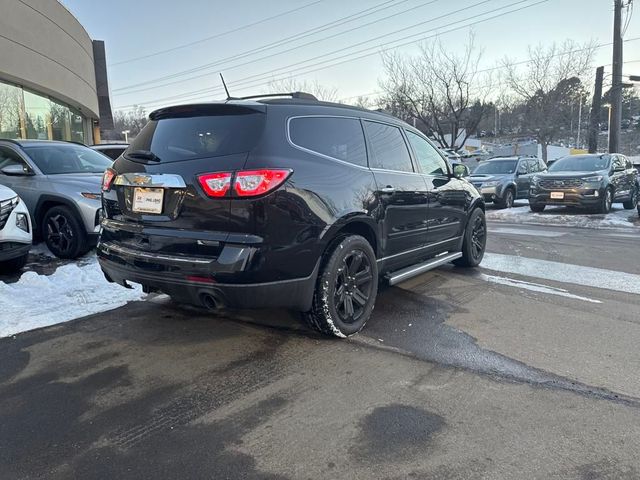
(238, 91, 318, 101)
(0, 138, 23, 146)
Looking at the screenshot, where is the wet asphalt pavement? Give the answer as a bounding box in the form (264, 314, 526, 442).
(1, 217, 640, 479)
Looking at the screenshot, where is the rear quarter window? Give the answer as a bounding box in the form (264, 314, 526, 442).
(288, 116, 367, 167)
(128, 112, 265, 163)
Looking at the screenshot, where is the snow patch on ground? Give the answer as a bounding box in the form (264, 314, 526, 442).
(480, 273, 602, 304)
(482, 253, 640, 296)
(486, 203, 639, 229)
(0, 255, 144, 338)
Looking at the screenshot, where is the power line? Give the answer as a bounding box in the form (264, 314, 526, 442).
(112, 0, 406, 93)
(113, 0, 551, 110)
(114, 0, 438, 94)
(108, 0, 324, 66)
(113, 0, 505, 106)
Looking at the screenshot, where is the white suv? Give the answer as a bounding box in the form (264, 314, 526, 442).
(0, 184, 32, 272)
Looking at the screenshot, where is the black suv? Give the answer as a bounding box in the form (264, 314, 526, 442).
(529, 153, 638, 213)
(98, 95, 486, 337)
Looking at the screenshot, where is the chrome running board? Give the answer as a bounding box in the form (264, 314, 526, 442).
(386, 252, 462, 286)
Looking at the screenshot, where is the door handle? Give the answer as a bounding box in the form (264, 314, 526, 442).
(380, 186, 395, 194)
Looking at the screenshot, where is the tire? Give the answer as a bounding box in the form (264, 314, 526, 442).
(453, 208, 487, 268)
(304, 235, 378, 338)
(495, 188, 514, 209)
(597, 187, 613, 214)
(622, 186, 638, 210)
(530, 204, 546, 213)
(0, 253, 28, 273)
(42, 206, 88, 259)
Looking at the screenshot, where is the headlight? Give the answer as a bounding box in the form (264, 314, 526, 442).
(482, 181, 500, 187)
(583, 175, 603, 183)
(81, 192, 101, 200)
(16, 213, 29, 233)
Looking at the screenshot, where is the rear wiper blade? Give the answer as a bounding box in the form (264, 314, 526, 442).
(125, 150, 161, 162)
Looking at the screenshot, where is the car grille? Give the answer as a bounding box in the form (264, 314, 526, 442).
(539, 179, 583, 190)
(0, 196, 19, 230)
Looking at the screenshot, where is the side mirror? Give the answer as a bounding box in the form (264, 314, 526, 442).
(453, 164, 469, 178)
(1, 164, 32, 176)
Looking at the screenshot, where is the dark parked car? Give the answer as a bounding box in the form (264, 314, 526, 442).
(98, 94, 486, 337)
(529, 153, 638, 213)
(468, 156, 547, 208)
(91, 143, 129, 161)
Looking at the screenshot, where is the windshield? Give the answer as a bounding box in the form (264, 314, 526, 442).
(473, 160, 517, 175)
(549, 155, 610, 172)
(24, 144, 113, 174)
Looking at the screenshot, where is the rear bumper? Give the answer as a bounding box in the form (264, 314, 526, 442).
(97, 241, 318, 311)
(529, 188, 604, 207)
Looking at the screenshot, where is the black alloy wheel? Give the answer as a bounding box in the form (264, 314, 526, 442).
(42, 206, 87, 259)
(333, 250, 374, 325)
(305, 235, 378, 337)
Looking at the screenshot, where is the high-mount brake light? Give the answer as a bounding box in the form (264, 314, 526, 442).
(234, 169, 292, 197)
(198, 172, 232, 197)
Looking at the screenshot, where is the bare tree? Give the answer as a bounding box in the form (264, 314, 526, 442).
(502, 39, 596, 161)
(267, 78, 339, 102)
(379, 34, 491, 150)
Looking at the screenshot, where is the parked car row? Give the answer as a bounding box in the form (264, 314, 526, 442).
(468, 153, 639, 214)
(0, 140, 115, 270)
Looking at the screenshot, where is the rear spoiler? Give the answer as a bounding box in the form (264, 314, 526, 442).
(150, 103, 266, 120)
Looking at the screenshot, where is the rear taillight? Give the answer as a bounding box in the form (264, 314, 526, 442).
(198, 169, 291, 198)
(102, 168, 116, 192)
(198, 172, 232, 197)
(234, 169, 291, 197)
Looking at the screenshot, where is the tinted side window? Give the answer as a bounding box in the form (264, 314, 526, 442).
(406, 131, 448, 175)
(364, 121, 413, 172)
(0, 147, 26, 171)
(289, 117, 367, 167)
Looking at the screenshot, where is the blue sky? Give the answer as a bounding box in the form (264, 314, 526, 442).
(61, 0, 640, 112)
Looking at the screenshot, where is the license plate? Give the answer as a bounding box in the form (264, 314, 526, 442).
(550, 191, 565, 200)
(132, 187, 164, 214)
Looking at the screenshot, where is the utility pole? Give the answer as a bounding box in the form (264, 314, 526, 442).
(588, 66, 604, 153)
(609, 0, 624, 153)
(576, 97, 583, 149)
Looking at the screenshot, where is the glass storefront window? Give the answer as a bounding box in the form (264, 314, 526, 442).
(1, 80, 87, 143)
(0, 82, 23, 139)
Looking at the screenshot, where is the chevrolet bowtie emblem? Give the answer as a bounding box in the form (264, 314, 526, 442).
(132, 175, 151, 185)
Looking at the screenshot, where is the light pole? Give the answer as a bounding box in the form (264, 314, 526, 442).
(122, 130, 130, 143)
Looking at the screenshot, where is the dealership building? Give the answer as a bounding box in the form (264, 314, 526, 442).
(0, 0, 113, 145)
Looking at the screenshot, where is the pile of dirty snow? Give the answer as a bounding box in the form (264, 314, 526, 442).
(0, 255, 144, 338)
(486, 204, 638, 229)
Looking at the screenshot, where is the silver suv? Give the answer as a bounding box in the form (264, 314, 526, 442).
(0, 140, 112, 258)
(468, 156, 547, 208)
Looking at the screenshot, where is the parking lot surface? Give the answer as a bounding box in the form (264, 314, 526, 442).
(1, 218, 640, 479)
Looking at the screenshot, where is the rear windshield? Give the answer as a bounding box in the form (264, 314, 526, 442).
(549, 155, 610, 172)
(24, 144, 113, 174)
(128, 112, 265, 162)
(473, 160, 517, 175)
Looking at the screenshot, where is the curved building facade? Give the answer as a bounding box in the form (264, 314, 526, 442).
(0, 0, 112, 144)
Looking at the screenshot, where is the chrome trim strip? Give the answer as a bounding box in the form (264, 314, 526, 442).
(101, 242, 211, 264)
(377, 236, 461, 263)
(387, 252, 462, 286)
(114, 173, 187, 188)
